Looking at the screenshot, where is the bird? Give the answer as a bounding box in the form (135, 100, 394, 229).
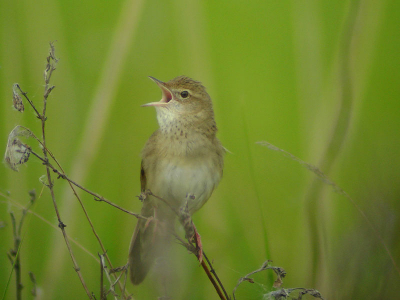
(128, 75, 225, 285)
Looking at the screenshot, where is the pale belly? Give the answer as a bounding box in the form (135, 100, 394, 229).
(147, 157, 221, 214)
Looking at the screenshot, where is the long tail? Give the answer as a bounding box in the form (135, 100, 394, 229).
(129, 209, 175, 285)
(129, 217, 157, 285)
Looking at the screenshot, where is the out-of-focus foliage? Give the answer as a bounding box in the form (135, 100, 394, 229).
(1, 0, 399, 299)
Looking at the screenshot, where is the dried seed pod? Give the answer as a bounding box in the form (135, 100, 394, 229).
(4, 126, 33, 171)
(12, 84, 24, 112)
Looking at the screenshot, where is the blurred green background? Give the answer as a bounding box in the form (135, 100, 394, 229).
(1, 0, 400, 299)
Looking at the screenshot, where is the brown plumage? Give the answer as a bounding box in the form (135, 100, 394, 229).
(129, 76, 225, 285)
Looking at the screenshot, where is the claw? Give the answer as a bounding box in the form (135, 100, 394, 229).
(137, 191, 147, 201)
(186, 193, 195, 200)
(144, 216, 154, 230)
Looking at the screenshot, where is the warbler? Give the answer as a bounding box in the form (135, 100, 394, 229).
(129, 76, 224, 285)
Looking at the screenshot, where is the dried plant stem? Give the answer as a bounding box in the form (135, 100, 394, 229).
(29, 133, 135, 298)
(17, 44, 137, 297)
(1, 191, 101, 263)
(53, 164, 130, 298)
(30, 149, 145, 220)
(11, 42, 137, 299)
(232, 260, 287, 300)
(14, 84, 41, 118)
(203, 251, 230, 300)
(18, 77, 131, 300)
(54, 166, 131, 299)
(6, 191, 36, 300)
(9, 212, 22, 300)
(24, 42, 93, 300)
(201, 260, 226, 300)
(99, 254, 105, 300)
(30, 144, 135, 299)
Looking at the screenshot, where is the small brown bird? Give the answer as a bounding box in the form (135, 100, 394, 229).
(129, 76, 225, 285)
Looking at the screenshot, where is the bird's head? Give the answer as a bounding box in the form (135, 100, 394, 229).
(143, 76, 215, 130)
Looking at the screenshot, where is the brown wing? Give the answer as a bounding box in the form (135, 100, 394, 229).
(129, 159, 158, 285)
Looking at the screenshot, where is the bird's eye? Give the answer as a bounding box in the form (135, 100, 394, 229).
(180, 91, 189, 98)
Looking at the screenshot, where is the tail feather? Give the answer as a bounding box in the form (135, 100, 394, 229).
(129, 210, 175, 285)
(129, 218, 158, 285)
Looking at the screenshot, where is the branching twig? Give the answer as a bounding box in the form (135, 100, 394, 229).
(232, 260, 286, 300)
(24, 42, 93, 300)
(7, 42, 138, 299)
(106, 265, 129, 298)
(1, 190, 99, 263)
(41, 152, 133, 299)
(232, 260, 325, 300)
(29, 149, 146, 220)
(5, 126, 137, 298)
(13, 84, 41, 119)
(7, 190, 37, 300)
(98, 253, 122, 300)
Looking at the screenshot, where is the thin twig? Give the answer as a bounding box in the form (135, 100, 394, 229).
(8, 127, 134, 298)
(107, 266, 128, 297)
(99, 253, 105, 300)
(30, 142, 134, 298)
(203, 251, 230, 300)
(1, 194, 99, 262)
(16, 45, 134, 298)
(17, 190, 36, 236)
(201, 260, 226, 300)
(9, 43, 133, 299)
(30, 149, 145, 220)
(7, 191, 37, 300)
(16, 138, 136, 297)
(99, 254, 118, 300)
(121, 264, 129, 299)
(14, 84, 42, 120)
(9, 211, 22, 300)
(49, 159, 132, 299)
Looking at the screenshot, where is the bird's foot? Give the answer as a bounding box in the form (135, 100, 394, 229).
(137, 191, 147, 202)
(144, 216, 154, 230)
(144, 208, 159, 230)
(178, 199, 202, 262)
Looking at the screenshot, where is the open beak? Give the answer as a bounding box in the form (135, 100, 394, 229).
(141, 76, 173, 107)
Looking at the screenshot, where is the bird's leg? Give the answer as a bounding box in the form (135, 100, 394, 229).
(179, 194, 203, 263)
